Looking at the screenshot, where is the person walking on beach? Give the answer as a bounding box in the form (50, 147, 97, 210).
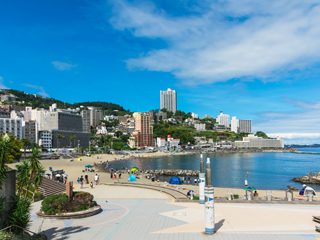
(95, 174, 99, 185)
(97, 174, 100, 185)
(90, 182, 93, 189)
(80, 175, 84, 189)
(110, 172, 113, 178)
(119, 172, 121, 179)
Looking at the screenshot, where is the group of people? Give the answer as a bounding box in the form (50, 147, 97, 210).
(77, 174, 100, 189)
(110, 171, 122, 179)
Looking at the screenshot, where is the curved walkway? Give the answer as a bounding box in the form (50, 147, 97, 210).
(112, 182, 188, 200)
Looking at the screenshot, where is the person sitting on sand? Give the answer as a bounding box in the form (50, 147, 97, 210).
(254, 191, 258, 197)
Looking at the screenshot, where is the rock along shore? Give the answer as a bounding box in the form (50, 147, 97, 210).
(292, 176, 320, 185)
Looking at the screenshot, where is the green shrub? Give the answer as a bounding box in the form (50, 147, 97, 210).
(232, 194, 239, 199)
(40, 192, 96, 215)
(40, 193, 70, 215)
(5, 193, 31, 234)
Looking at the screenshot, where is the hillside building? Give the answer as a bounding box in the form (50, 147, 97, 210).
(216, 111, 230, 127)
(160, 88, 177, 113)
(231, 117, 252, 133)
(131, 112, 153, 148)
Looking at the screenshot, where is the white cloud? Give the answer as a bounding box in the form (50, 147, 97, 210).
(110, 0, 320, 85)
(52, 61, 77, 71)
(0, 76, 8, 89)
(23, 84, 50, 98)
(283, 99, 320, 109)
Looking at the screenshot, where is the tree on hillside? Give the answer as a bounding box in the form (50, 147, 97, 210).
(255, 131, 268, 139)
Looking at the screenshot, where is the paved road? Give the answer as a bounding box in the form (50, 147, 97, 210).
(30, 199, 320, 240)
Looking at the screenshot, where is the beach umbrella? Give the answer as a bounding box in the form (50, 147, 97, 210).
(85, 165, 94, 168)
(130, 167, 139, 174)
(62, 174, 68, 177)
(243, 186, 256, 191)
(55, 174, 61, 177)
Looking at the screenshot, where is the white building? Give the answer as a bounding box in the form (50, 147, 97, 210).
(231, 117, 252, 133)
(0, 118, 22, 139)
(160, 88, 177, 113)
(157, 138, 167, 148)
(96, 126, 108, 135)
(194, 123, 206, 131)
(167, 135, 180, 148)
(104, 115, 117, 121)
(39, 131, 52, 148)
(216, 111, 230, 127)
(235, 134, 284, 148)
(191, 112, 198, 119)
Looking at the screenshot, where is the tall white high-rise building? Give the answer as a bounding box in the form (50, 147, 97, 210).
(231, 116, 252, 133)
(160, 88, 177, 113)
(216, 111, 230, 127)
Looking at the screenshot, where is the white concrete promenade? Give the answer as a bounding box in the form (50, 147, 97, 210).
(30, 197, 320, 240)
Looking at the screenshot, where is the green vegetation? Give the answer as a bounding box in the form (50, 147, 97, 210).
(40, 192, 96, 215)
(3, 89, 130, 115)
(199, 117, 216, 130)
(0, 231, 46, 240)
(255, 131, 268, 139)
(153, 122, 195, 144)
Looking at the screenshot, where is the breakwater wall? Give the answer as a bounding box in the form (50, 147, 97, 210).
(143, 169, 199, 176)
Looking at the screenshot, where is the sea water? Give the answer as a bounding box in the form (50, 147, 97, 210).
(109, 149, 320, 191)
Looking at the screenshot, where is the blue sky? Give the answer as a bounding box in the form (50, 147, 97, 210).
(1, 0, 320, 144)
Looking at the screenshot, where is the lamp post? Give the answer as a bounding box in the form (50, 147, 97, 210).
(199, 154, 205, 204)
(78, 140, 80, 155)
(205, 157, 214, 235)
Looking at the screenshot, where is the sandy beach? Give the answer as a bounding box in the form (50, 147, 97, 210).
(8, 152, 308, 200)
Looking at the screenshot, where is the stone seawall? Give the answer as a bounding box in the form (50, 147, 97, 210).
(292, 176, 320, 185)
(144, 169, 199, 176)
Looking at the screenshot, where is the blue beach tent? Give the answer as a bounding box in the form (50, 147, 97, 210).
(169, 176, 182, 185)
(128, 174, 137, 182)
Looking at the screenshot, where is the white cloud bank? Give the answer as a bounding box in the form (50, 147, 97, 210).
(110, 0, 320, 85)
(0, 76, 8, 89)
(52, 61, 77, 71)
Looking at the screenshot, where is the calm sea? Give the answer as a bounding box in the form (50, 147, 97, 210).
(108, 148, 320, 191)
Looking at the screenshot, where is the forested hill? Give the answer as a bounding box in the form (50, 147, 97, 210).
(2, 89, 131, 115)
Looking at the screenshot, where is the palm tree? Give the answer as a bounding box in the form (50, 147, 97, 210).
(61, 135, 65, 147)
(69, 136, 73, 147)
(21, 138, 31, 158)
(73, 134, 77, 147)
(0, 134, 10, 188)
(16, 160, 30, 194)
(56, 134, 61, 148)
(23, 148, 44, 204)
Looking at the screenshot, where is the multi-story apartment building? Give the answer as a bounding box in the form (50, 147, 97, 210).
(160, 88, 177, 113)
(90, 108, 104, 127)
(81, 110, 91, 132)
(81, 107, 104, 130)
(235, 134, 284, 148)
(231, 117, 252, 133)
(131, 112, 153, 148)
(216, 111, 230, 127)
(0, 109, 10, 118)
(0, 118, 22, 139)
(24, 120, 37, 143)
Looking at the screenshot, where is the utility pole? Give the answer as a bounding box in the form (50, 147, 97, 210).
(205, 157, 214, 234)
(199, 154, 205, 204)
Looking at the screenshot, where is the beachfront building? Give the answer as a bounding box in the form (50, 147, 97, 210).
(157, 137, 166, 148)
(160, 88, 177, 113)
(194, 123, 206, 131)
(81, 107, 104, 131)
(231, 117, 252, 133)
(235, 134, 284, 148)
(0, 118, 22, 139)
(167, 135, 180, 148)
(132, 112, 153, 148)
(216, 111, 230, 127)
